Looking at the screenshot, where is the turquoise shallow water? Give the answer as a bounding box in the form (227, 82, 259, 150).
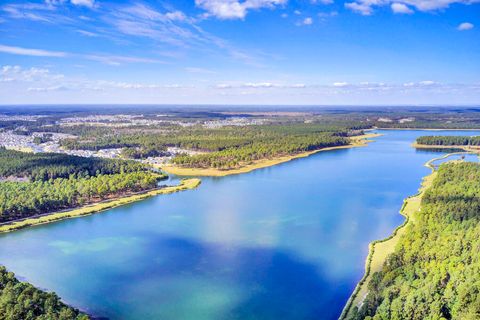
(0, 130, 478, 320)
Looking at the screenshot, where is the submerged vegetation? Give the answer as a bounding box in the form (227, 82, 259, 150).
(349, 162, 480, 320)
(0, 266, 89, 320)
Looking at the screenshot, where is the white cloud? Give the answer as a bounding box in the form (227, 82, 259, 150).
(419, 80, 436, 86)
(391, 3, 413, 14)
(1, 65, 64, 82)
(458, 22, 474, 31)
(215, 82, 307, 89)
(311, 0, 334, 4)
(70, 0, 95, 8)
(303, 17, 313, 25)
(318, 11, 338, 17)
(345, 2, 375, 15)
(76, 30, 99, 37)
(401, 80, 438, 87)
(83, 54, 165, 65)
(0, 65, 190, 93)
(185, 67, 217, 74)
(195, 0, 287, 19)
(2, 67, 479, 104)
(0, 44, 165, 66)
(28, 85, 68, 92)
(0, 44, 67, 57)
(346, 0, 480, 15)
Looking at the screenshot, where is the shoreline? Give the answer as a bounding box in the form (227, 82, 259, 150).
(161, 133, 381, 177)
(376, 127, 480, 131)
(340, 149, 474, 319)
(339, 155, 445, 320)
(0, 178, 201, 234)
(412, 142, 480, 153)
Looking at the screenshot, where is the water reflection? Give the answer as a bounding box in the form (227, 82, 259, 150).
(0, 130, 478, 320)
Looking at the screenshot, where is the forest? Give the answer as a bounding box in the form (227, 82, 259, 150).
(0, 266, 89, 320)
(416, 135, 480, 146)
(0, 148, 146, 181)
(0, 148, 164, 223)
(0, 171, 161, 223)
(171, 133, 347, 168)
(59, 123, 357, 169)
(349, 162, 480, 320)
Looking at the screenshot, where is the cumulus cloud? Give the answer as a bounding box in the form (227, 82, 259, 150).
(391, 3, 413, 14)
(70, 0, 95, 8)
(346, 0, 480, 15)
(195, 0, 287, 19)
(1, 65, 64, 82)
(458, 22, 474, 31)
(0, 65, 190, 92)
(303, 17, 313, 25)
(345, 1, 374, 15)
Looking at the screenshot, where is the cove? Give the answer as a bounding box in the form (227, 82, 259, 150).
(0, 130, 478, 320)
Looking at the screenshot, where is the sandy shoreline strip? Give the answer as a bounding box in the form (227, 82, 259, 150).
(161, 133, 381, 177)
(339, 166, 436, 319)
(339, 149, 475, 320)
(0, 178, 201, 234)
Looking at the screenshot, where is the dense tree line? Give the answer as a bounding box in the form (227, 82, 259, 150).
(416, 135, 480, 146)
(0, 171, 161, 223)
(350, 162, 480, 320)
(0, 266, 89, 320)
(120, 147, 169, 159)
(0, 148, 146, 181)
(59, 123, 354, 169)
(172, 133, 347, 168)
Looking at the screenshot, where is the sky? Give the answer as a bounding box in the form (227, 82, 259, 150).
(0, 0, 479, 105)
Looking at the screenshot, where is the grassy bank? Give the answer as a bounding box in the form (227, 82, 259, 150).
(0, 178, 201, 233)
(340, 163, 437, 320)
(162, 133, 381, 177)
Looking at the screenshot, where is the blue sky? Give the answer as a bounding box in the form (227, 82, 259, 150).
(0, 0, 479, 105)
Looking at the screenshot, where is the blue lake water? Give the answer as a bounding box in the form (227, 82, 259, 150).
(0, 130, 478, 320)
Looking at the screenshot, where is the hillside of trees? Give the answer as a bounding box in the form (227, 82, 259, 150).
(349, 162, 480, 320)
(0, 266, 89, 320)
(0, 148, 146, 181)
(416, 135, 480, 146)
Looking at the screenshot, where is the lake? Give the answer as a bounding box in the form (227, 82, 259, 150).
(0, 130, 478, 320)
